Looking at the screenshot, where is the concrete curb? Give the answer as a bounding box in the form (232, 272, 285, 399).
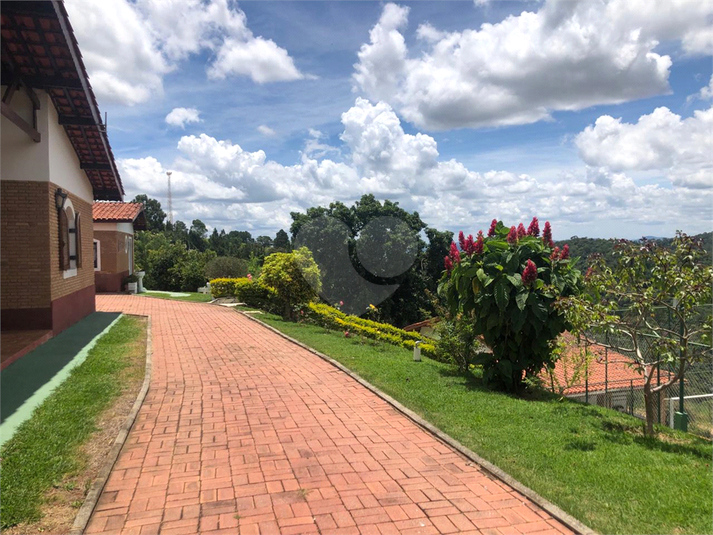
(70, 316, 154, 535)
(239, 311, 597, 535)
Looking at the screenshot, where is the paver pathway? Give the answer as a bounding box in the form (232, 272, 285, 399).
(87, 295, 572, 535)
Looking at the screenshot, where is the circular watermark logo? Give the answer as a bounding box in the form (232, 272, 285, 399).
(294, 215, 419, 316)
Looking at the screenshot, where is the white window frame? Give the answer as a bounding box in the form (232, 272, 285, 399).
(94, 239, 101, 271)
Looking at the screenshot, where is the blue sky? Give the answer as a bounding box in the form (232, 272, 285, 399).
(67, 0, 713, 240)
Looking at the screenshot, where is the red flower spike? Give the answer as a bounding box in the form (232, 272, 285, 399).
(464, 234, 475, 255)
(458, 231, 466, 252)
(527, 217, 540, 237)
(543, 221, 554, 248)
(522, 259, 538, 286)
(550, 247, 560, 261)
(488, 219, 498, 237)
(517, 223, 527, 239)
(474, 233, 484, 255)
(561, 244, 570, 260)
(444, 255, 453, 272)
(449, 242, 461, 263)
(507, 226, 518, 244)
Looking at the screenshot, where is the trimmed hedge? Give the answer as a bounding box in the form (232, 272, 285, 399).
(209, 278, 240, 298)
(306, 303, 437, 359)
(209, 277, 278, 311)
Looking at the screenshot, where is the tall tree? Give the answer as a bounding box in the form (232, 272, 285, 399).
(424, 227, 453, 289)
(291, 194, 430, 326)
(256, 236, 274, 248)
(188, 219, 208, 251)
(132, 194, 166, 232)
(274, 229, 291, 251)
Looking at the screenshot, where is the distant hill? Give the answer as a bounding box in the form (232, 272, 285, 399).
(555, 232, 713, 268)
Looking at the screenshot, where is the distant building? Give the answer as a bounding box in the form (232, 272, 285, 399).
(402, 317, 440, 339)
(93, 202, 146, 293)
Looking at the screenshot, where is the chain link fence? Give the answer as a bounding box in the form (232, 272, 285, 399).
(557, 305, 712, 438)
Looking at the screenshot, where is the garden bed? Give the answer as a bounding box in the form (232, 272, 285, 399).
(254, 311, 712, 535)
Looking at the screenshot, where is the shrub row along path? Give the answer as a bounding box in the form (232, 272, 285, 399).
(88, 295, 571, 535)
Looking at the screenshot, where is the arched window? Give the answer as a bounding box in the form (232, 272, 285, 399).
(75, 212, 82, 268)
(59, 198, 79, 277)
(59, 208, 69, 270)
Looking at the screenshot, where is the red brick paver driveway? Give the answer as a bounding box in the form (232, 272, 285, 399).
(87, 295, 572, 535)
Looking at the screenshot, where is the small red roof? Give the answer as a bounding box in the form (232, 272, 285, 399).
(403, 317, 441, 332)
(93, 202, 145, 228)
(545, 334, 674, 395)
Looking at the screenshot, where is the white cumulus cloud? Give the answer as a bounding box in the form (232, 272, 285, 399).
(165, 107, 202, 128)
(353, 0, 712, 130)
(575, 106, 713, 189)
(65, 0, 304, 106)
(118, 98, 712, 237)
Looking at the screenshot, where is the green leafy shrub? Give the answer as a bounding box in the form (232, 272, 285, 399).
(144, 242, 215, 291)
(234, 278, 278, 311)
(260, 247, 321, 319)
(205, 256, 248, 280)
(439, 219, 582, 391)
(434, 318, 486, 372)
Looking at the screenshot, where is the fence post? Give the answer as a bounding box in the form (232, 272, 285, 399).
(675, 315, 689, 431)
(604, 343, 609, 408)
(584, 340, 589, 404)
(630, 379, 634, 415)
(657, 362, 661, 424)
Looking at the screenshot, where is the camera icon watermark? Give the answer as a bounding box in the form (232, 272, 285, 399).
(294, 215, 419, 316)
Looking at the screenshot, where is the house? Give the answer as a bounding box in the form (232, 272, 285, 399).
(403, 317, 440, 339)
(1, 1, 124, 365)
(545, 338, 673, 417)
(93, 202, 146, 293)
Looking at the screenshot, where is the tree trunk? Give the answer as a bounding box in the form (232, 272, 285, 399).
(283, 301, 293, 321)
(643, 380, 656, 437)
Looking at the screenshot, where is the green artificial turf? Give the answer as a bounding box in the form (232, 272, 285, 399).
(257, 313, 713, 535)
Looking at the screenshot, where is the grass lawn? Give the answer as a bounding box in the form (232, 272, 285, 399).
(256, 312, 713, 535)
(141, 290, 212, 303)
(0, 316, 147, 530)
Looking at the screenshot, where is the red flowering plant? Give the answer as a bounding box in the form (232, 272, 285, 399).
(438, 218, 582, 392)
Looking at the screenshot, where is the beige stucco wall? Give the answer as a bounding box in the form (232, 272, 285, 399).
(0, 89, 93, 203)
(46, 95, 93, 202)
(0, 87, 50, 182)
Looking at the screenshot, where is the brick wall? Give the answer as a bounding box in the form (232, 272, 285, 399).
(49, 183, 94, 301)
(0, 180, 51, 311)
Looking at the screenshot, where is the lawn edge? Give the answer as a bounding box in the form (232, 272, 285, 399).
(240, 311, 597, 535)
(69, 315, 153, 535)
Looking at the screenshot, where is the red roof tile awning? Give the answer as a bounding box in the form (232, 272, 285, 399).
(1, 1, 124, 200)
(93, 202, 146, 230)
